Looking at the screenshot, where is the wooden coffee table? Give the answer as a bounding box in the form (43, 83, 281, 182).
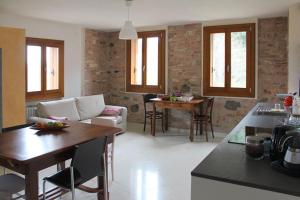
(0, 121, 121, 200)
(150, 98, 203, 142)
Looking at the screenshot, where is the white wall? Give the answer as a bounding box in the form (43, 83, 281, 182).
(289, 4, 300, 94)
(0, 12, 84, 98)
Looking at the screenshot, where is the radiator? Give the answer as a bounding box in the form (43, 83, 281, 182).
(26, 106, 37, 122)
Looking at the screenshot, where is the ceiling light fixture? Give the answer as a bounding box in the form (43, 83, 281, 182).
(119, 0, 138, 40)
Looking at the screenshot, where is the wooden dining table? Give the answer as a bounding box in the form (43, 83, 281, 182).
(0, 121, 121, 200)
(150, 98, 203, 142)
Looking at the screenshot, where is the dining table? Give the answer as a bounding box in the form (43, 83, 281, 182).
(150, 98, 204, 142)
(0, 121, 121, 200)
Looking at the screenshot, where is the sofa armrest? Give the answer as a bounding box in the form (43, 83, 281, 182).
(105, 105, 127, 120)
(91, 117, 118, 127)
(105, 105, 127, 132)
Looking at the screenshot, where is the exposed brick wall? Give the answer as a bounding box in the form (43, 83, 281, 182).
(84, 29, 110, 96)
(168, 24, 202, 128)
(168, 24, 202, 95)
(257, 17, 288, 102)
(84, 17, 288, 133)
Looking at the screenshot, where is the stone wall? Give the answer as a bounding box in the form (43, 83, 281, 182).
(84, 17, 288, 133)
(85, 31, 146, 123)
(84, 29, 110, 96)
(106, 33, 146, 123)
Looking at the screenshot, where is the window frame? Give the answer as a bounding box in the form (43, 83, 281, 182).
(126, 30, 166, 94)
(203, 23, 255, 98)
(26, 37, 64, 101)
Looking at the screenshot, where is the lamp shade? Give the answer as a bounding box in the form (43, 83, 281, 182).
(119, 20, 138, 40)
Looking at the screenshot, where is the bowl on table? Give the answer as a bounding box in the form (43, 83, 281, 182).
(161, 96, 170, 101)
(31, 122, 70, 131)
(176, 96, 194, 102)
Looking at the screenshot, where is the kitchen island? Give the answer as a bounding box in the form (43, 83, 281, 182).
(191, 103, 300, 200)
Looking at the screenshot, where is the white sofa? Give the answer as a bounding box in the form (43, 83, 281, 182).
(36, 94, 127, 132)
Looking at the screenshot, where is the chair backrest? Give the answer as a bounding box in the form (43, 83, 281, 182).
(204, 97, 214, 117)
(143, 94, 157, 104)
(71, 137, 107, 184)
(143, 94, 157, 112)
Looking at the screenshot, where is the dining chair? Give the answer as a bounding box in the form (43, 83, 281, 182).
(143, 94, 164, 133)
(194, 97, 215, 141)
(0, 124, 30, 199)
(0, 173, 25, 199)
(42, 137, 107, 200)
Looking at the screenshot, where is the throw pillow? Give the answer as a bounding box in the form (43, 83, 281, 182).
(101, 107, 122, 116)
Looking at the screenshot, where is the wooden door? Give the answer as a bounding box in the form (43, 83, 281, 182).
(0, 27, 26, 128)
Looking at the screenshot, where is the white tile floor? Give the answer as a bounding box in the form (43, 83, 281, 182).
(38, 122, 225, 200)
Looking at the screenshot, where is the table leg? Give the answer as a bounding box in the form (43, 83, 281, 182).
(190, 110, 195, 142)
(199, 103, 203, 135)
(151, 102, 156, 136)
(102, 150, 109, 200)
(25, 169, 39, 200)
(200, 123, 203, 135)
(165, 108, 169, 131)
(98, 174, 107, 200)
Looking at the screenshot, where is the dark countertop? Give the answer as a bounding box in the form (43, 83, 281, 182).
(191, 103, 300, 197)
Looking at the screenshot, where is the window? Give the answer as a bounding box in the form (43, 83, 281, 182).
(126, 30, 166, 93)
(203, 24, 255, 97)
(26, 38, 64, 101)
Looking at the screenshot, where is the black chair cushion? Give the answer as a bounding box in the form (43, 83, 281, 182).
(44, 138, 106, 191)
(45, 167, 103, 190)
(146, 111, 163, 115)
(143, 94, 157, 103)
(0, 174, 25, 193)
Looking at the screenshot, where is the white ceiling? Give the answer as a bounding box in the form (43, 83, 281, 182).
(0, 0, 300, 30)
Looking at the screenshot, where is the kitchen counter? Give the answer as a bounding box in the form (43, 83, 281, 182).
(191, 103, 300, 199)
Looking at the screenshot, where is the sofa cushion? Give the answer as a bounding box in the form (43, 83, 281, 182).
(37, 99, 80, 121)
(75, 95, 105, 120)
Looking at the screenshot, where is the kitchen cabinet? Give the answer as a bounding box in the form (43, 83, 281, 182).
(191, 103, 300, 200)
